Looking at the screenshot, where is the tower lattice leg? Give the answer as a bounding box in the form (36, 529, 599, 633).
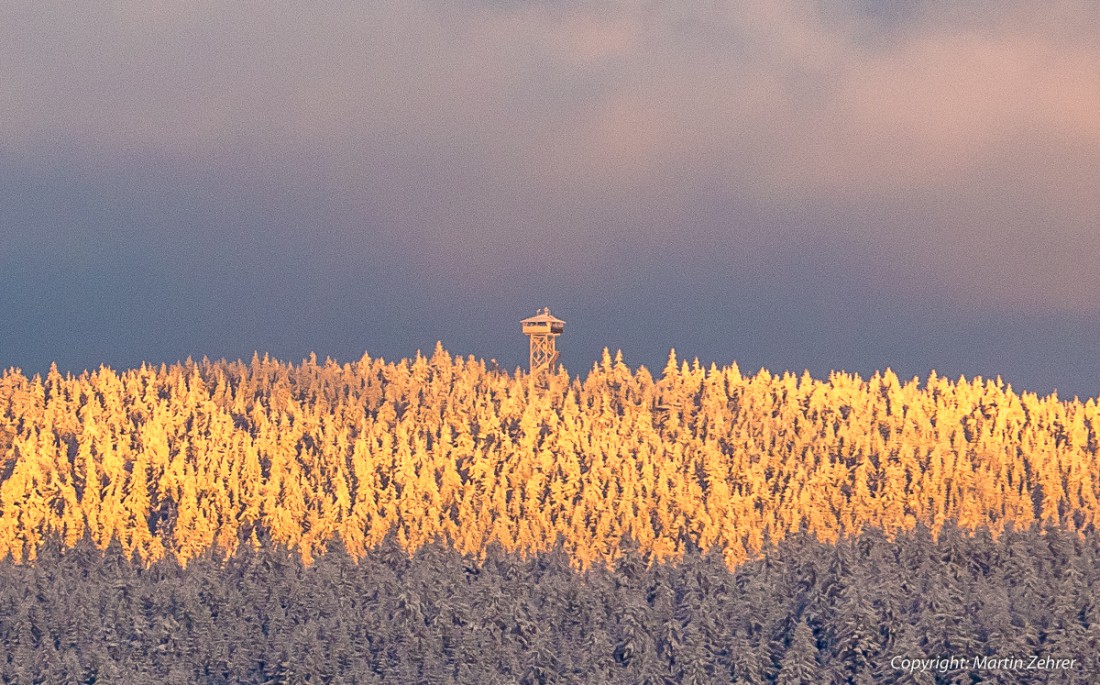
(529, 334, 559, 374)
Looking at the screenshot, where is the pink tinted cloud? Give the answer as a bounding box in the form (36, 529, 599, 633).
(2, 0, 1098, 311)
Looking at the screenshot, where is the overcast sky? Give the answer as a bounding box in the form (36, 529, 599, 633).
(2, 1, 1099, 396)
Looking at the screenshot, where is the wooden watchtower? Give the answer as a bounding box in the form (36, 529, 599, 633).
(521, 308, 565, 374)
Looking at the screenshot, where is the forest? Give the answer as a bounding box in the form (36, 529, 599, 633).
(1, 526, 1096, 684)
(1, 347, 1099, 682)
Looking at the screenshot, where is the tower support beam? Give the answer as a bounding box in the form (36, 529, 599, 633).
(528, 333, 560, 374)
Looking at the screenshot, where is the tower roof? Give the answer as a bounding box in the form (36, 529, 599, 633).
(521, 307, 565, 326)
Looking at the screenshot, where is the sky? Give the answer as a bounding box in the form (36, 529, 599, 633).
(2, 1, 1099, 397)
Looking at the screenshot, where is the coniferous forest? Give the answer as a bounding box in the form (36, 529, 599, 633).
(2, 347, 1099, 682)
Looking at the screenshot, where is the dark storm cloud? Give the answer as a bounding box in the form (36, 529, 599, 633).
(1, 1, 1099, 395)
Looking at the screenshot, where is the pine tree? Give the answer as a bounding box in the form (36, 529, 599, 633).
(776, 620, 822, 685)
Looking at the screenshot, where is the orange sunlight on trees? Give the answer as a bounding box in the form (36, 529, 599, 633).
(1, 346, 1098, 569)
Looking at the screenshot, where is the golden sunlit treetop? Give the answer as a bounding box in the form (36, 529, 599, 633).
(0, 349, 1098, 569)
